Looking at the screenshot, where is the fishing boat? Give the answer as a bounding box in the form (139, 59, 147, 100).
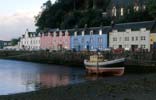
(84, 53, 125, 76)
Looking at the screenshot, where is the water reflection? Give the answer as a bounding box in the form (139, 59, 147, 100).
(0, 59, 85, 95)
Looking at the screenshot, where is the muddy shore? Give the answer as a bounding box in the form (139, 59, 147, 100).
(0, 73, 156, 100)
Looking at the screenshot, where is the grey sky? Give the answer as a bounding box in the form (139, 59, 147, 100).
(0, 0, 56, 40)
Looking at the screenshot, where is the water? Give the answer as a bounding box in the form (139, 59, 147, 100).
(0, 59, 86, 95)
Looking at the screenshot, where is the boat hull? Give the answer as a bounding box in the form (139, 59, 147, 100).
(84, 58, 125, 76)
(85, 66, 124, 76)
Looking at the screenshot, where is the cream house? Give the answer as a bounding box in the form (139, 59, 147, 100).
(109, 21, 155, 51)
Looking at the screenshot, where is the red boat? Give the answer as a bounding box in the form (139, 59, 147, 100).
(84, 54, 125, 76)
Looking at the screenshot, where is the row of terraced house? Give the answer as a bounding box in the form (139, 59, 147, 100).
(18, 21, 156, 52)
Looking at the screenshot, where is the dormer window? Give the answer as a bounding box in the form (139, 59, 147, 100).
(126, 29, 131, 33)
(140, 28, 146, 32)
(74, 32, 77, 37)
(90, 30, 93, 35)
(112, 30, 118, 33)
(82, 31, 85, 36)
(48, 32, 51, 36)
(99, 30, 102, 35)
(65, 30, 69, 36)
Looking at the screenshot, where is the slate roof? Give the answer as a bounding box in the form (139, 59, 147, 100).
(40, 20, 156, 36)
(112, 21, 155, 31)
(28, 32, 38, 37)
(69, 26, 112, 36)
(151, 20, 156, 33)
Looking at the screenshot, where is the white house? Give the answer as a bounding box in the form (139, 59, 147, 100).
(109, 21, 155, 51)
(19, 30, 40, 51)
(3, 45, 19, 51)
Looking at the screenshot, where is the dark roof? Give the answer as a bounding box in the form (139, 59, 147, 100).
(27, 32, 39, 37)
(70, 26, 112, 36)
(40, 20, 155, 35)
(151, 20, 156, 33)
(112, 21, 155, 31)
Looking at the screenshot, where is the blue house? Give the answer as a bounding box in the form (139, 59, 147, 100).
(70, 26, 110, 51)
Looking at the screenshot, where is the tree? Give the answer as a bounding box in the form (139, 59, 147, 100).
(147, 0, 156, 19)
(11, 38, 19, 46)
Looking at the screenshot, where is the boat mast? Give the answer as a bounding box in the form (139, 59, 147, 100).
(97, 52, 99, 74)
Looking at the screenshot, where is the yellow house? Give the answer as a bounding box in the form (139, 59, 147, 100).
(150, 33, 156, 45)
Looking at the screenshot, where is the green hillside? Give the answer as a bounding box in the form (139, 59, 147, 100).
(35, 0, 156, 31)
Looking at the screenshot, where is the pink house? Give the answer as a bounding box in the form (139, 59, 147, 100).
(40, 32, 53, 50)
(52, 30, 70, 50)
(40, 30, 70, 50)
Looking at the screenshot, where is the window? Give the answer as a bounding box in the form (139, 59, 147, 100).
(113, 37, 117, 41)
(132, 37, 134, 41)
(90, 37, 93, 43)
(98, 37, 103, 43)
(136, 37, 138, 41)
(141, 45, 146, 48)
(141, 36, 146, 40)
(98, 45, 103, 49)
(81, 37, 85, 43)
(125, 37, 129, 41)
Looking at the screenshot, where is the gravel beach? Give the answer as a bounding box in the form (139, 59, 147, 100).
(0, 73, 156, 100)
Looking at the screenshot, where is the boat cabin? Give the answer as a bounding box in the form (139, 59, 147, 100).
(90, 54, 104, 62)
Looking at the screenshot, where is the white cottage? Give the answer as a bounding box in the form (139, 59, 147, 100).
(19, 30, 40, 51)
(109, 21, 155, 51)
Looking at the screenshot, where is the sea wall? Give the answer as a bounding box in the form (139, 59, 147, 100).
(0, 50, 156, 73)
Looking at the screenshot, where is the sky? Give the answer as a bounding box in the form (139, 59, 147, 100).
(0, 0, 56, 40)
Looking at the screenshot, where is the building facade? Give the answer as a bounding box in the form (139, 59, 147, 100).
(40, 32, 53, 50)
(40, 29, 71, 50)
(109, 21, 155, 51)
(70, 27, 109, 51)
(19, 30, 40, 50)
(51, 30, 70, 50)
(150, 33, 156, 49)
